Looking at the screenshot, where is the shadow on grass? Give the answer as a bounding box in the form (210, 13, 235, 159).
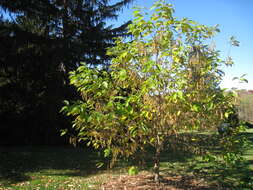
(0, 146, 106, 186)
(192, 161, 253, 189)
(129, 131, 253, 190)
(181, 130, 253, 189)
(159, 175, 216, 190)
(1, 130, 253, 189)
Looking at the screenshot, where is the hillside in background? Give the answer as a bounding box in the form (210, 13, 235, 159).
(238, 90, 253, 123)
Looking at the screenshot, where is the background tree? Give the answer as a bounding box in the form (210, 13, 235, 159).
(0, 0, 133, 145)
(62, 1, 244, 182)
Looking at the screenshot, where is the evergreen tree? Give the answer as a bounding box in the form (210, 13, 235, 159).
(0, 0, 133, 145)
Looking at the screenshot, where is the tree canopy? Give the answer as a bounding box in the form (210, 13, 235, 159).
(0, 0, 133, 145)
(62, 1, 245, 182)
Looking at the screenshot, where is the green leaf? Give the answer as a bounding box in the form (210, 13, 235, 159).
(177, 91, 183, 99)
(120, 52, 128, 59)
(63, 100, 69, 105)
(119, 69, 127, 80)
(102, 81, 108, 88)
(230, 36, 240, 47)
(232, 77, 239, 81)
(128, 166, 139, 175)
(104, 148, 111, 157)
(60, 129, 68, 136)
(192, 104, 200, 112)
(60, 106, 68, 113)
(96, 162, 104, 168)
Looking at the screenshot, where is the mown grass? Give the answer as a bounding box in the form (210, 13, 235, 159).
(0, 146, 112, 190)
(244, 128, 253, 170)
(164, 128, 253, 189)
(1, 129, 253, 190)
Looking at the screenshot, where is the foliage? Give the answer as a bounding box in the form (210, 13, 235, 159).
(0, 0, 133, 145)
(0, 0, 133, 66)
(62, 0, 245, 182)
(128, 166, 139, 175)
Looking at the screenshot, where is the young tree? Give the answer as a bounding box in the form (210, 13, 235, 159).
(62, 0, 240, 182)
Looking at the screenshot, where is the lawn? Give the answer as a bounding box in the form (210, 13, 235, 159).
(1, 129, 253, 190)
(244, 128, 253, 169)
(0, 146, 110, 190)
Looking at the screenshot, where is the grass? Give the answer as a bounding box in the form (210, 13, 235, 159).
(244, 128, 253, 170)
(1, 129, 253, 190)
(0, 146, 112, 190)
(163, 128, 253, 189)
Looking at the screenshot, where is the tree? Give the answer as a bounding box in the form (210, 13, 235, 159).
(0, 0, 133, 144)
(0, 0, 133, 67)
(62, 0, 242, 182)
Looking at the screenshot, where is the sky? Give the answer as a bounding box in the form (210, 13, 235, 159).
(112, 0, 253, 90)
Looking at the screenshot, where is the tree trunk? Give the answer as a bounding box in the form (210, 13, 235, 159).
(154, 146, 161, 183)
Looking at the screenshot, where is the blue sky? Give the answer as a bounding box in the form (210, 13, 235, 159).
(112, 0, 253, 90)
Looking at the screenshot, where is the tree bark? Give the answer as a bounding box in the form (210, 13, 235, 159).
(154, 146, 161, 183)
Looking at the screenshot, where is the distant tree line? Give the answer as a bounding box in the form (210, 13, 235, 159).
(0, 0, 133, 145)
